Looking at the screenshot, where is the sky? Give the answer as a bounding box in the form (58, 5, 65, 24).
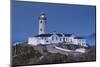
(12, 1, 96, 43)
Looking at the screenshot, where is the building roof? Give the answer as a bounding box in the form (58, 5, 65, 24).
(65, 34, 72, 37)
(34, 33, 72, 37)
(34, 34, 52, 37)
(74, 37, 85, 39)
(39, 12, 47, 20)
(56, 34, 63, 37)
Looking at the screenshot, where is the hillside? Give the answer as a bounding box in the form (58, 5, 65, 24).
(12, 43, 96, 66)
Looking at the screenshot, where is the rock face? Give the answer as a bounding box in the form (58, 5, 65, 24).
(12, 43, 96, 66)
(46, 45, 86, 57)
(36, 45, 96, 64)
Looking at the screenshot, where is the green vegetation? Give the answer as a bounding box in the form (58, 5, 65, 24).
(12, 44, 41, 66)
(38, 53, 68, 64)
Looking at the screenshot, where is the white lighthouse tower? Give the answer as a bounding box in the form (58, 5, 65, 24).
(38, 12, 47, 34)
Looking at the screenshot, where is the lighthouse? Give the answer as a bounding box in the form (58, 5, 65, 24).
(38, 12, 47, 34)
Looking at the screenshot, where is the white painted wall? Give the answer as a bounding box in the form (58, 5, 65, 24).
(39, 20, 46, 34)
(28, 34, 87, 46)
(28, 37, 39, 45)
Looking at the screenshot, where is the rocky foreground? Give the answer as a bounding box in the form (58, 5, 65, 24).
(12, 44, 96, 66)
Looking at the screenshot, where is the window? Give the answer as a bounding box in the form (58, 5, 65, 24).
(40, 21, 42, 23)
(41, 37, 43, 40)
(46, 41, 48, 42)
(60, 38, 61, 41)
(66, 38, 67, 41)
(70, 39, 73, 43)
(52, 36, 54, 40)
(63, 38, 65, 41)
(45, 37, 46, 40)
(56, 37, 57, 40)
(40, 28, 42, 31)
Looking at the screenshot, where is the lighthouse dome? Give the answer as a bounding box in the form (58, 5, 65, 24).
(39, 12, 47, 20)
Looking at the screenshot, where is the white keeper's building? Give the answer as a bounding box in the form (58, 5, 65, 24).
(28, 12, 87, 47)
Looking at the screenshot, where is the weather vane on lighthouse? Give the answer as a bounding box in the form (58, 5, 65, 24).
(38, 12, 47, 34)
